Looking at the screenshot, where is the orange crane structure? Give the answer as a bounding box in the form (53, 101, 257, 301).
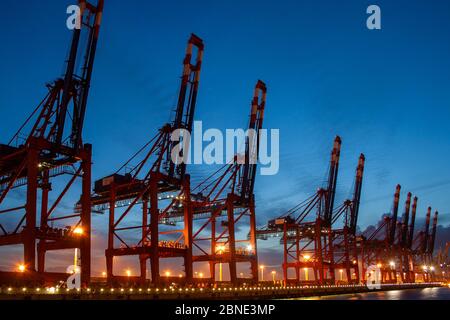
(0, 0, 103, 287)
(437, 242, 449, 281)
(412, 208, 439, 282)
(90, 34, 204, 286)
(0, 3, 443, 290)
(361, 186, 439, 285)
(257, 136, 348, 285)
(331, 154, 365, 284)
(182, 81, 267, 285)
(396, 193, 415, 283)
(361, 185, 403, 283)
(403, 195, 418, 282)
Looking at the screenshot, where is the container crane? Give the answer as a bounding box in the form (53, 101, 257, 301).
(186, 81, 266, 285)
(361, 184, 401, 284)
(408, 197, 418, 250)
(404, 196, 418, 282)
(331, 154, 365, 284)
(408, 206, 431, 282)
(397, 192, 412, 282)
(437, 242, 449, 280)
(411, 208, 438, 282)
(427, 211, 439, 282)
(256, 136, 342, 285)
(0, 0, 103, 287)
(428, 211, 439, 258)
(90, 34, 204, 286)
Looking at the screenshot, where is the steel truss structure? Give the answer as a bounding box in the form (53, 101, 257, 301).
(0, 3, 443, 288)
(257, 136, 345, 285)
(361, 185, 439, 284)
(180, 81, 267, 285)
(91, 34, 204, 286)
(331, 154, 365, 284)
(0, 0, 103, 287)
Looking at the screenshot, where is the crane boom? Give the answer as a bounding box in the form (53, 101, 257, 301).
(408, 196, 418, 249)
(428, 211, 438, 255)
(401, 192, 412, 247)
(10, 0, 104, 151)
(324, 136, 341, 225)
(422, 207, 432, 253)
(168, 34, 204, 179)
(239, 80, 267, 204)
(0, 0, 103, 286)
(389, 184, 401, 245)
(350, 154, 365, 234)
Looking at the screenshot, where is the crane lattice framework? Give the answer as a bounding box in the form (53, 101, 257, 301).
(411, 207, 438, 282)
(331, 154, 365, 284)
(361, 184, 438, 284)
(91, 34, 204, 286)
(437, 241, 450, 281)
(361, 185, 402, 284)
(178, 81, 267, 285)
(395, 192, 414, 283)
(282, 136, 340, 285)
(256, 136, 343, 285)
(0, 0, 103, 286)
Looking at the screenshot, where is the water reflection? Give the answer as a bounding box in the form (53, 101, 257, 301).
(296, 287, 450, 300)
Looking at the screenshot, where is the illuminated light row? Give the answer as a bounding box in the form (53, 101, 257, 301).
(157, 195, 185, 201)
(3, 282, 443, 294)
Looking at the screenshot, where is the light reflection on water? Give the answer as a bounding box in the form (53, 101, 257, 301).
(294, 287, 450, 300)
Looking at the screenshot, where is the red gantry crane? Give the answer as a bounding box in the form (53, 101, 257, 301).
(331, 154, 365, 284)
(361, 185, 402, 283)
(361, 186, 437, 285)
(181, 81, 267, 285)
(437, 242, 449, 281)
(91, 34, 204, 286)
(396, 192, 413, 283)
(415, 209, 438, 281)
(402, 205, 428, 282)
(396, 194, 419, 283)
(0, 0, 103, 286)
(257, 136, 343, 285)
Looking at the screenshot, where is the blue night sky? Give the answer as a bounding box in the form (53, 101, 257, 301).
(1, 0, 450, 276)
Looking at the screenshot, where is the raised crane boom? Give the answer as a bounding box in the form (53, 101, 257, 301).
(401, 192, 412, 247)
(428, 211, 438, 255)
(422, 207, 432, 253)
(239, 80, 266, 204)
(8, 0, 103, 152)
(331, 153, 365, 231)
(91, 34, 204, 286)
(95, 34, 204, 193)
(324, 136, 341, 225)
(407, 196, 418, 249)
(168, 34, 204, 179)
(389, 184, 401, 245)
(187, 81, 267, 285)
(189, 80, 266, 206)
(0, 0, 103, 287)
(258, 136, 345, 236)
(350, 154, 365, 234)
